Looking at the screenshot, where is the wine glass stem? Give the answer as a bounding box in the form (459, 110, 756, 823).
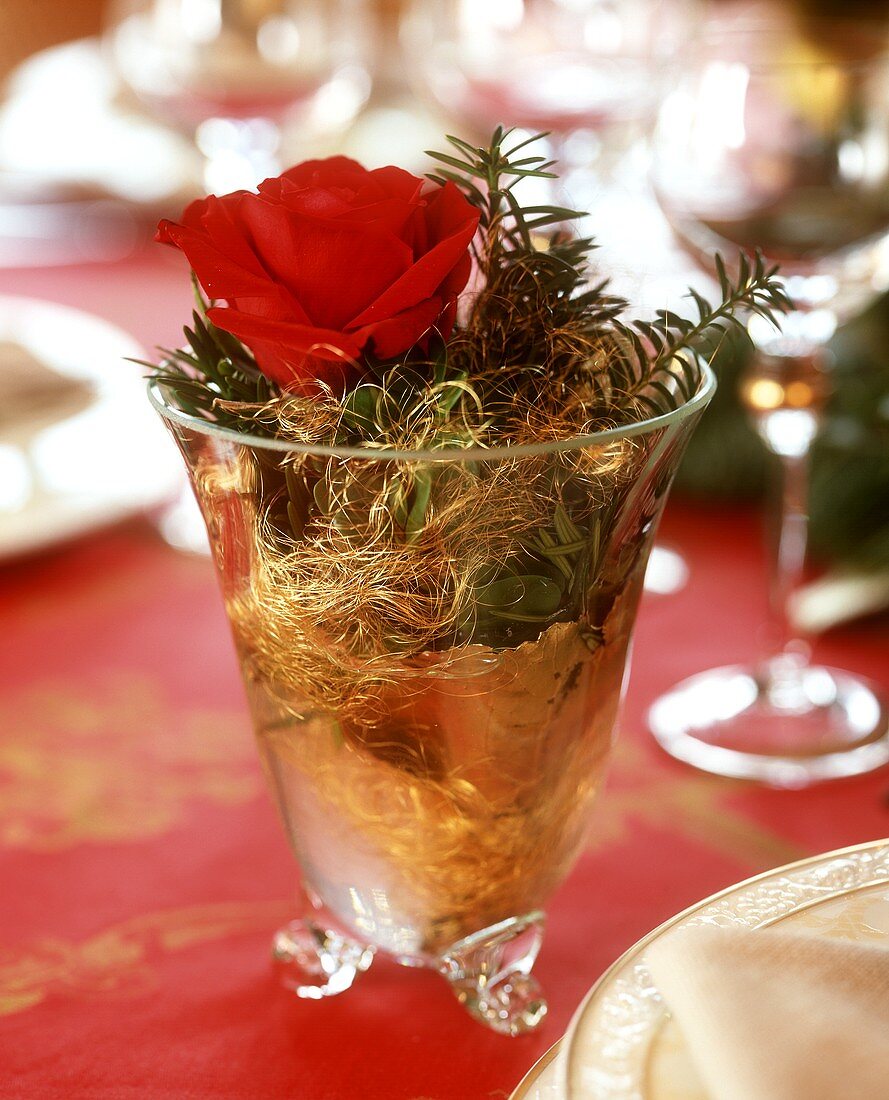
(767, 447, 810, 660)
(741, 348, 830, 678)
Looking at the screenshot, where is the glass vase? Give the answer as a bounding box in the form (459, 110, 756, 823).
(150, 368, 713, 1035)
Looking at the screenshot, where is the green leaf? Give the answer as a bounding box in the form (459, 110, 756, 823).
(424, 150, 489, 178)
(404, 469, 432, 542)
(341, 385, 381, 433)
(477, 574, 563, 622)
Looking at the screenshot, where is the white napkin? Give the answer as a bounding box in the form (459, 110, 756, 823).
(0, 341, 93, 437)
(645, 925, 889, 1100)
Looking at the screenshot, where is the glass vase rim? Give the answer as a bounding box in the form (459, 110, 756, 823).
(147, 363, 715, 463)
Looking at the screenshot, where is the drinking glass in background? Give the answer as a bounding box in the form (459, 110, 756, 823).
(401, 0, 691, 202)
(649, 7, 889, 785)
(400, 0, 704, 600)
(106, 0, 371, 192)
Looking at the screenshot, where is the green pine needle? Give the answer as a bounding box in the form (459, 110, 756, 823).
(147, 280, 279, 431)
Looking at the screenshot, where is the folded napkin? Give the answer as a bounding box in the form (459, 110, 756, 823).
(0, 341, 93, 439)
(645, 925, 889, 1100)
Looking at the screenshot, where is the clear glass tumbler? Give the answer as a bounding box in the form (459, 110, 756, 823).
(149, 364, 713, 1033)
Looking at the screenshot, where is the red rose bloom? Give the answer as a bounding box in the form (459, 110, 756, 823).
(156, 157, 479, 390)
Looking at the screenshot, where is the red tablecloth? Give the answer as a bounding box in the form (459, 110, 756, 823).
(1, 253, 888, 1099)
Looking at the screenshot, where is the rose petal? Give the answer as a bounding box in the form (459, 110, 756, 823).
(348, 191, 478, 327)
(229, 287, 311, 327)
(268, 186, 421, 239)
(365, 166, 427, 204)
(156, 219, 276, 300)
(238, 199, 414, 329)
(436, 249, 473, 304)
(158, 191, 271, 283)
(266, 163, 425, 238)
(235, 339, 354, 393)
(162, 158, 479, 383)
(424, 179, 480, 240)
(196, 194, 270, 277)
(350, 297, 444, 359)
(269, 156, 367, 191)
(207, 306, 364, 362)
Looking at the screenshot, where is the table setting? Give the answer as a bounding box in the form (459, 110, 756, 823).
(516, 839, 889, 1099)
(1, 1, 888, 1097)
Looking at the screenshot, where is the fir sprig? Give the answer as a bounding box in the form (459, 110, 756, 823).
(427, 129, 790, 423)
(152, 129, 791, 443)
(146, 279, 280, 432)
(611, 250, 792, 416)
(428, 128, 615, 327)
(148, 129, 794, 654)
(420, 130, 792, 640)
(427, 128, 581, 241)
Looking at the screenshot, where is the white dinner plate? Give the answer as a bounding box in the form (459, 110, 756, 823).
(510, 1042, 562, 1100)
(0, 296, 182, 560)
(562, 839, 889, 1099)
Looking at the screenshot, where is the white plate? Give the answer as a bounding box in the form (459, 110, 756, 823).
(561, 839, 889, 1099)
(0, 40, 199, 267)
(0, 296, 182, 560)
(510, 1042, 562, 1100)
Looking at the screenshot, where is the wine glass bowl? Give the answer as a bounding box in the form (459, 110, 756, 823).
(654, 33, 889, 345)
(107, 0, 370, 191)
(408, 0, 656, 129)
(402, 0, 703, 325)
(402, 0, 689, 174)
(648, 14, 889, 785)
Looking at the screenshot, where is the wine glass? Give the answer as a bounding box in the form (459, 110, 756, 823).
(106, 0, 371, 193)
(648, 8, 889, 785)
(401, 0, 690, 201)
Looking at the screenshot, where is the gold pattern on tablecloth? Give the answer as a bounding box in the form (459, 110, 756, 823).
(0, 673, 800, 865)
(0, 674, 260, 849)
(587, 739, 804, 867)
(0, 900, 292, 1016)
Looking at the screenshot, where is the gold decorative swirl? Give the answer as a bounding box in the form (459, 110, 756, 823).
(0, 900, 292, 1017)
(0, 674, 260, 850)
(588, 737, 805, 869)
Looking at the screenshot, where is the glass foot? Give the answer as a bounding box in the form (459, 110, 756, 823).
(439, 913, 548, 1036)
(650, 661, 889, 787)
(272, 919, 375, 1000)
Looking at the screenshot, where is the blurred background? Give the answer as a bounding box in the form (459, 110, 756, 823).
(0, 0, 887, 633)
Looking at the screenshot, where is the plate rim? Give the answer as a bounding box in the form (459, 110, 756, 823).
(509, 1040, 562, 1100)
(560, 836, 889, 1097)
(0, 294, 181, 561)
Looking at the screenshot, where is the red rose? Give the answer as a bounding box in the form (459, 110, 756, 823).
(156, 157, 479, 390)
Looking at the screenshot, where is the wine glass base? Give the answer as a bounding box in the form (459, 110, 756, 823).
(649, 663, 889, 787)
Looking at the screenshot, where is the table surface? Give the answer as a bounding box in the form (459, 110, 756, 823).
(1, 250, 888, 1100)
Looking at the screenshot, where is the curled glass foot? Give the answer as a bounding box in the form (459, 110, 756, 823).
(272, 919, 375, 1000)
(439, 913, 548, 1036)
